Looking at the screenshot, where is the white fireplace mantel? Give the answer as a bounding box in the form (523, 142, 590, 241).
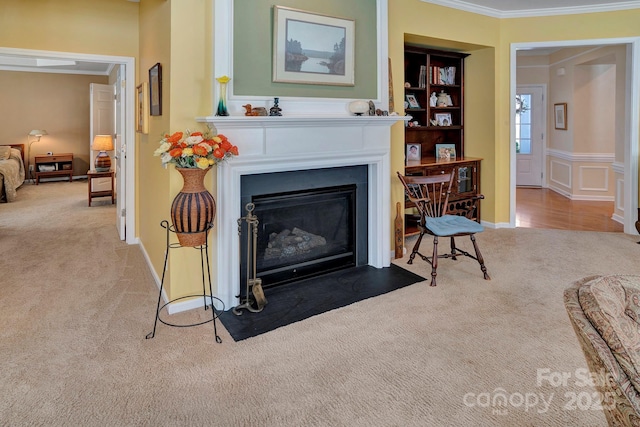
(196, 114, 406, 308)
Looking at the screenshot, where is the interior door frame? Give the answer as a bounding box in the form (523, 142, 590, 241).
(0, 47, 137, 244)
(516, 84, 547, 188)
(510, 37, 640, 235)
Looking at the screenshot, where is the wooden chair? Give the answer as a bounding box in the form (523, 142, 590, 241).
(397, 171, 490, 286)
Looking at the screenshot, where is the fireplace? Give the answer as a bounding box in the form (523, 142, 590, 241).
(194, 115, 403, 310)
(240, 166, 368, 291)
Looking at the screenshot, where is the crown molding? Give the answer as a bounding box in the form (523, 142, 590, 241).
(420, 0, 640, 18)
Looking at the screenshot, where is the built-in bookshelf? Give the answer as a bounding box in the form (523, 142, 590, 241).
(404, 46, 469, 160)
(402, 45, 482, 237)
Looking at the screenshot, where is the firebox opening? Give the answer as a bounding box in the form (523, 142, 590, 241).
(240, 165, 368, 294)
(252, 185, 356, 288)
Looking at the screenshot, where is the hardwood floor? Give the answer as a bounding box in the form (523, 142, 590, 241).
(516, 187, 623, 232)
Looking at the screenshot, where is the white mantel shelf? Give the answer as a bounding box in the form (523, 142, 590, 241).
(196, 114, 408, 128)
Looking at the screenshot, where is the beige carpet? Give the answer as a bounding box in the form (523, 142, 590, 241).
(2, 180, 637, 426)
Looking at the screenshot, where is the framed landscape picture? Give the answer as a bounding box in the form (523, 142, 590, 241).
(272, 6, 355, 86)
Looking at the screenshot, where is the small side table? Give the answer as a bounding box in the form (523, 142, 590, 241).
(87, 170, 115, 207)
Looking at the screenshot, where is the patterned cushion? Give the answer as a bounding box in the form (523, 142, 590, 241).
(424, 214, 484, 236)
(579, 275, 640, 392)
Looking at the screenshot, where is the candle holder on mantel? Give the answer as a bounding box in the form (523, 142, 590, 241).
(269, 97, 282, 116)
(215, 75, 230, 117)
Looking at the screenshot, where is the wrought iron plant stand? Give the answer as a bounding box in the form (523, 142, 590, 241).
(146, 220, 224, 343)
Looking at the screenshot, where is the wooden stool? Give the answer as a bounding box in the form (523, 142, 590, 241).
(87, 170, 115, 207)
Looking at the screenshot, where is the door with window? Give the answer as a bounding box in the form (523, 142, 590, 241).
(516, 85, 545, 187)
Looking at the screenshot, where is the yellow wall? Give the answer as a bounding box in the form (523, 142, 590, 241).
(138, 0, 215, 300)
(0, 0, 138, 57)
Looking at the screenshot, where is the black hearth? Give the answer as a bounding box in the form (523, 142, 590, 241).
(240, 166, 368, 292)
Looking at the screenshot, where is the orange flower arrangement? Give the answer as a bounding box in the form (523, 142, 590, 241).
(154, 126, 239, 169)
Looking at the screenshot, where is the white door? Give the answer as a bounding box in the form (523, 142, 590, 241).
(90, 83, 115, 193)
(114, 68, 126, 240)
(516, 85, 545, 187)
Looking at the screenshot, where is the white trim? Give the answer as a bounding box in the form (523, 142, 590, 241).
(214, 0, 389, 117)
(612, 161, 625, 174)
(570, 194, 614, 202)
(547, 149, 615, 163)
(549, 159, 572, 189)
(0, 47, 137, 244)
(510, 37, 640, 235)
(420, 0, 640, 18)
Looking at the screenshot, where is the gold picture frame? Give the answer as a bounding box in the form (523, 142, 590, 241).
(136, 82, 149, 134)
(554, 103, 567, 130)
(272, 6, 355, 86)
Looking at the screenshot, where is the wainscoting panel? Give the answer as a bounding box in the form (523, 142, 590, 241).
(578, 165, 609, 192)
(550, 159, 571, 189)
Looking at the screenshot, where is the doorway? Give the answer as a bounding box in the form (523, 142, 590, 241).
(510, 38, 640, 235)
(516, 85, 545, 187)
(0, 47, 137, 244)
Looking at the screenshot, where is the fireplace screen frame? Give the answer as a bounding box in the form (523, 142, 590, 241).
(249, 184, 357, 289)
(239, 165, 369, 294)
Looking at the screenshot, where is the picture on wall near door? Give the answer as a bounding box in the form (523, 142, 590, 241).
(554, 103, 567, 130)
(136, 82, 149, 134)
(149, 63, 162, 116)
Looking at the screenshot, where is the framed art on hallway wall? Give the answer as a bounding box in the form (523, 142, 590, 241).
(136, 82, 149, 134)
(149, 63, 162, 116)
(554, 103, 567, 130)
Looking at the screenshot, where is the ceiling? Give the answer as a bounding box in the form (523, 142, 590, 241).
(421, 0, 640, 17)
(1, 0, 638, 74)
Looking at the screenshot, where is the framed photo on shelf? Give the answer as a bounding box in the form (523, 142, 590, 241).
(136, 82, 149, 134)
(406, 144, 421, 163)
(149, 63, 162, 116)
(272, 6, 355, 86)
(406, 94, 420, 109)
(434, 113, 452, 126)
(435, 143, 456, 161)
(554, 103, 567, 130)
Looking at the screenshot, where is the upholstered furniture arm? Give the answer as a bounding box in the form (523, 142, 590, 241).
(564, 276, 640, 427)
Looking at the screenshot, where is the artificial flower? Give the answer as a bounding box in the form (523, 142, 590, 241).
(154, 126, 239, 169)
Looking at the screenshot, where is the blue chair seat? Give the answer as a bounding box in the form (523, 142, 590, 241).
(424, 214, 484, 236)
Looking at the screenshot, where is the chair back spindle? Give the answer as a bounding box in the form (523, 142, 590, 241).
(397, 172, 455, 219)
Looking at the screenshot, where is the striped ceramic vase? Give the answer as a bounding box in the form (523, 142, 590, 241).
(170, 167, 216, 247)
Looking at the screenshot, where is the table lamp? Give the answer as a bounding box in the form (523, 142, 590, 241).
(92, 135, 114, 172)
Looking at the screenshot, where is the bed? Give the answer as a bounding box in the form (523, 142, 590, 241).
(0, 144, 26, 202)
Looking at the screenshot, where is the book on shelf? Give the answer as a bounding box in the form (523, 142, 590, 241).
(418, 65, 426, 88)
(429, 66, 456, 85)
